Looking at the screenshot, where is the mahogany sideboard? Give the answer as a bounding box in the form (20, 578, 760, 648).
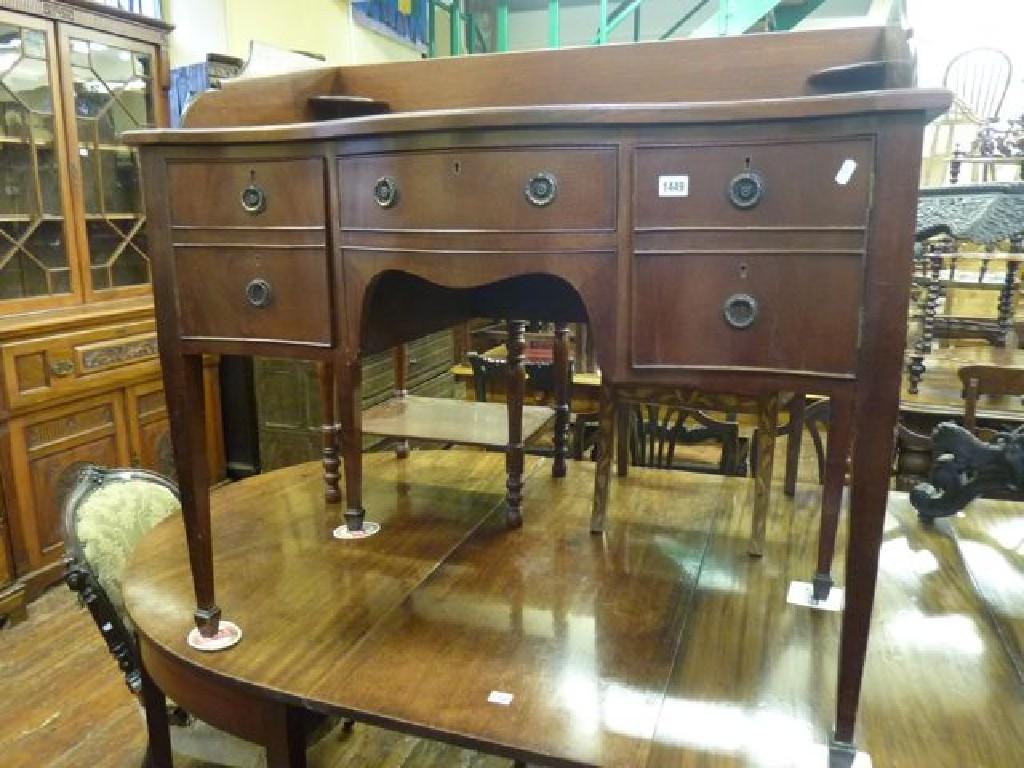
(126, 24, 950, 761)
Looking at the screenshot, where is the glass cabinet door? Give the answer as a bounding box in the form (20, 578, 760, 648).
(0, 12, 76, 307)
(59, 25, 159, 296)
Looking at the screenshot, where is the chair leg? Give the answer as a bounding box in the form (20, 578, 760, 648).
(615, 404, 629, 477)
(784, 393, 806, 497)
(750, 394, 779, 557)
(590, 382, 616, 533)
(814, 391, 854, 601)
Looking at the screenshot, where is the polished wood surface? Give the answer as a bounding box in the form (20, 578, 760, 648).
(110, 450, 1024, 768)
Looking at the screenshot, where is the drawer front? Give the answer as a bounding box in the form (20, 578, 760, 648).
(169, 158, 326, 227)
(175, 248, 331, 345)
(340, 147, 617, 232)
(631, 252, 862, 376)
(1, 321, 158, 411)
(635, 138, 873, 230)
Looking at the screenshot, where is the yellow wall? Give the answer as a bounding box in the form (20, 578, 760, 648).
(168, 0, 420, 67)
(222, 0, 420, 65)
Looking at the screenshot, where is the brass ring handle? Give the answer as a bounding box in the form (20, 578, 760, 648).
(727, 170, 765, 209)
(524, 172, 558, 207)
(240, 182, 267, 215)
(374, 176, 399, 208)
(722, 293, 759, 329)
(245, 278, 273, 308)
(49, 359, 74, 377)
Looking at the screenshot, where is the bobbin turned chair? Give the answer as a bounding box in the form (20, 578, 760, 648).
(61, 465, 340, 768)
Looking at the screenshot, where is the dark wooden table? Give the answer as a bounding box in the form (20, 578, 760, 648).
(123, 450, 1024, 768)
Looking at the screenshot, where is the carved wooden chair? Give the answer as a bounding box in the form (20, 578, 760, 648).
(62, 465, 341, 767)
(616, 403, 747, 476)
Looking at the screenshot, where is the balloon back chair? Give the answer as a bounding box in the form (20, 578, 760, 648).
(62, 464, 340, 767)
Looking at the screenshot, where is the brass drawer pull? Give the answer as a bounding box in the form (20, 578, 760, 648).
(49, 358, 74, 377)
(245, 278, 273, 308)
(374, 176, 399, 208)
(727, 170, 765, 209)
(524, 172, 558, 207)
(241, 181, 268, 215)
(723, 293, 758, 329)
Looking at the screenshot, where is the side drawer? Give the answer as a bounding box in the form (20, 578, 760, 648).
(340, 147, 617, 232)
(168, 157, 326, 228)
(631, 251, 862, 376)
(634, 138, 873, 230)
(1, 320, 158, 411)
(175, 247, 331, 346)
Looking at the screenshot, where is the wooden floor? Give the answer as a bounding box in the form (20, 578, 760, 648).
(2, 443, 1023, 767)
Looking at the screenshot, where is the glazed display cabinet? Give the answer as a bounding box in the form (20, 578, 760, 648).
(0, 1, 220, 625)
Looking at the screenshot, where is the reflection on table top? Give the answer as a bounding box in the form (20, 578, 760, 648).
(124, 451, 1024, 767)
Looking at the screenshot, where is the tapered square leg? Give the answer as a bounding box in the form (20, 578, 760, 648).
(338, 359, 365, 532)
(815, 391, 854, 600)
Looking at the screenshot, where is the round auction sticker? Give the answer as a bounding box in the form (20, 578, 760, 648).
(332, 521, 381, 540)
(187, 619, 242, 652)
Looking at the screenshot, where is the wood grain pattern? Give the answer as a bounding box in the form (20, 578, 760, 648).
(108, 451, 1024, 767)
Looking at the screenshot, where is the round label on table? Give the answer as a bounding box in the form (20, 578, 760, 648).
(332, 521, 381, 540)
(187, 620, 242, 652)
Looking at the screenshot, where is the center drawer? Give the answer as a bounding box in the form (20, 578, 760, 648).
(631, 251, 862, 376)
(175, 247, 331, 346)
(339, 147, 617, 232)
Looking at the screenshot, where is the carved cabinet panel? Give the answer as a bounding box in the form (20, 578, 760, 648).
(7, 391, 128, 573)
(126, 379, 173, 478)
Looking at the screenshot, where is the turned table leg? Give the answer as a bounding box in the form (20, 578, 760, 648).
(505, 320, 526, 528)
(319, 361, 340, 504)
(338, 359, 365, 532)
(750, 393, 779, 557)
(590, 382, 615, 533)
(814, 391, 853, 601)
(552, 322, 570, 478)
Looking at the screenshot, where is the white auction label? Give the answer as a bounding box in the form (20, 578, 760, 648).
(835, 158, 857, 186)
(658, 175, 689, 197)
(487, 690, 514, 706)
